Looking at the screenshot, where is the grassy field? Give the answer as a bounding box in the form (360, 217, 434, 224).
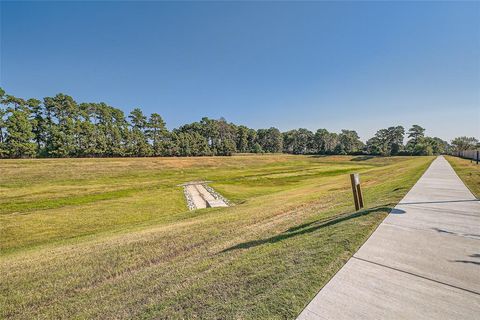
(445, 155, 480, 197)
(0, 155, 433, 319)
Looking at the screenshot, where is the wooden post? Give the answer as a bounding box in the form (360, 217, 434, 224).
(350, 173, 364, 211)
(357, 181, 364, 209)
(350, 173, 360, 211)
(477, 150, 479, 165)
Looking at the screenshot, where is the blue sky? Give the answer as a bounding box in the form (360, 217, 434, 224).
(1, 1, 479, 141)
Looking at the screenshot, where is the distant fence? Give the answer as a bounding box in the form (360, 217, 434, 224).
(454, 150, 479, 161)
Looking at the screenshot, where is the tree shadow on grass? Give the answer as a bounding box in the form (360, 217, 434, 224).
(221, 205, 394, 253)
(350, 156, 375, 161)
(308, 155, 330, 158)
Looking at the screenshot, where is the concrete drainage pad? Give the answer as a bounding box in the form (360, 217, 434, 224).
(180, 181, 229, 211)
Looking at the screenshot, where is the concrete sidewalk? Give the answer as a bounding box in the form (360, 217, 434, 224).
(297, 156, 480, 319)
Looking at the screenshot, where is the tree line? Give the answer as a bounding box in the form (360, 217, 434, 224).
(0, 88, 477, 158)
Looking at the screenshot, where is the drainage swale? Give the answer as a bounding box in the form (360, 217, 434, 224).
(180, 181, 230, 211)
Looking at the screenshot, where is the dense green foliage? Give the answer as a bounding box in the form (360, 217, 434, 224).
(450, 136, 479, 152)
(0, 88, 472, 158)
(0, 89, 284, 158)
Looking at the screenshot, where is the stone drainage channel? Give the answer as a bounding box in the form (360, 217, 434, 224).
(181, 181, 230, 211)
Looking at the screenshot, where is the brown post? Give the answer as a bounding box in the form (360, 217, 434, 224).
(356, 182, 364, 209)
(350, 173, 360, 211)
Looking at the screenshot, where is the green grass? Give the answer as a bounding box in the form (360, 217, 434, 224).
(0, 155, 433, 319)
(445, 155, 480, 197)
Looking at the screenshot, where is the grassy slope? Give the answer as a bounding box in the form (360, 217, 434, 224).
(0, 155, 433, 319)
(445, 155, 480, 197)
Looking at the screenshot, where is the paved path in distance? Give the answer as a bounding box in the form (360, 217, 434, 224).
(297, 156, 480, 319)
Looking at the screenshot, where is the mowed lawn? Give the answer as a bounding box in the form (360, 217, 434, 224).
(0, 155, 433, 319)
(445, 155, 480, 197)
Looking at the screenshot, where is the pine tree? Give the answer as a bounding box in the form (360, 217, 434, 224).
(5, 109, 36, 158)
(43, 94, 78, 157)
(406, 125, 426, 153)
(128, 108, 152, 156)
(147, 113, 168, 156)
(0, 88, 6, 157)
(236, 125, 249, 153)
(338, 130, 363, 154)
(27, 98, 44, 155)
(257, 127, 283, 153)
